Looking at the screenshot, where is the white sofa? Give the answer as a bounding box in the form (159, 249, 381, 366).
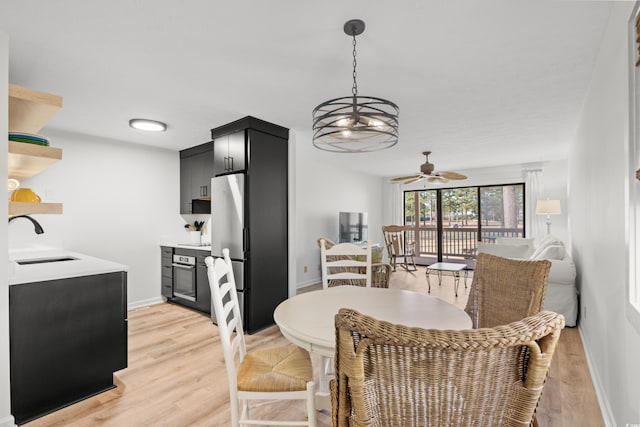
(477, 236, 578, 327)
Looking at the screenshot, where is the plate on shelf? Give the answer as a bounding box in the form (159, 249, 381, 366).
(8, 132, 49, 144)
(8, 132, 50, 146)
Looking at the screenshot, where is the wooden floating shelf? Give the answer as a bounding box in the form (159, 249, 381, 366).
(8, 141, 62, 181)
(9, 84, 62, 134)
(9, 202, 63, 216)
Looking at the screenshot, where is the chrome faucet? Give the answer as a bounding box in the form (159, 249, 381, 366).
(8, 215, 44, 234)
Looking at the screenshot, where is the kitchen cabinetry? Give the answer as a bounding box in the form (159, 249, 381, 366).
(212, 131, 245, 175)
(161, 246, 173, 298)
(162, 246, 211, 314)
(8, 84, 63, 216)
(9, 271, 127, 425)
(210, 116, 289, 333)
(179, 141, 213, 214)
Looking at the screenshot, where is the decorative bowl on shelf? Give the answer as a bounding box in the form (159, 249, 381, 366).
(10, 188, 41, 203)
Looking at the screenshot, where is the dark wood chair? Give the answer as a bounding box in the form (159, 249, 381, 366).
(382, 225, 417, 271)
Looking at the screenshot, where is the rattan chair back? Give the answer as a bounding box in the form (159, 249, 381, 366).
(331, 308, 565, 427)
(465, 252, 551, 328)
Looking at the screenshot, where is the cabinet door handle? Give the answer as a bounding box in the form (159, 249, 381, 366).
(229, 156, 234, 171)
(203, 186, 208, 197)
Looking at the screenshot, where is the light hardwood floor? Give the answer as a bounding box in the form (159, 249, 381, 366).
(24, 267, 603, 426)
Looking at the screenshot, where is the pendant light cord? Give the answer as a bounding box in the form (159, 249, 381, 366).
(352, 33, 358, 96)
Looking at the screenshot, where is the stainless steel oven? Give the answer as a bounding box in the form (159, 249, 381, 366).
(172, 254, 196, 301)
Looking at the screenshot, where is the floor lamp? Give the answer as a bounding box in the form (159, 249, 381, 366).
(536, 199, 562, 235)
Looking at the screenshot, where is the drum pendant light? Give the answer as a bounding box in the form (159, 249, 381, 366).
(312, 19, 399, 153)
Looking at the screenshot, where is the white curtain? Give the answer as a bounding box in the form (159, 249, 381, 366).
(524, 168, 545, 242)
(391, 183, 404, 225)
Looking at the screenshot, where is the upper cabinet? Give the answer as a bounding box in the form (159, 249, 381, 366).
(8, 84, 63, 216)
(179, 141, 213, 214)
(212, 131, 245, 175)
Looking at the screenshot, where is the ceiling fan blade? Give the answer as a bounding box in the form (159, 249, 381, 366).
(438, 171, 467, 180)
(390, 174, 420, 182)
(428, 176, 449, 183)
(405, 176, 425, 184)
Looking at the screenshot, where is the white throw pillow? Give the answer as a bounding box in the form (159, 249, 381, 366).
(532, 244, 565, 260)
(495, 237, 534, 257)
(477, 242, 531, 259)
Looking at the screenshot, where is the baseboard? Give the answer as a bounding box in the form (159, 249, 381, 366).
(578, 325, 616, 427)
(0, 414, 16, 427)
(297, 279, 320, 289)
(127, 296, 164, 311)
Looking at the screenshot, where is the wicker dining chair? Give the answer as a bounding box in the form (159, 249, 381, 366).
(465, 252, 552, 328)
(317, 238, 392, 288)
(331, 308, 565, 427)
(205, 250, 316, 427)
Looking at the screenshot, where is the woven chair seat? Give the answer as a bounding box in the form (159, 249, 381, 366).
(237, 344, 313, 392)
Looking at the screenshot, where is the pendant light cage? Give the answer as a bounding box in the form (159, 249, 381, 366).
(312, 96, 399, 152)
(312, 19, 399, 153)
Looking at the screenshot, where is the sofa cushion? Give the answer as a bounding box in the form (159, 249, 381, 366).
(477, 242, 531, 259)
(495, 237, 535, 257)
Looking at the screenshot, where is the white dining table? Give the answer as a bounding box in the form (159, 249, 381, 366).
(273, 286, 472, 409)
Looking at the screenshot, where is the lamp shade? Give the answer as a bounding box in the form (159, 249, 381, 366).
(535, 199, 561, 215)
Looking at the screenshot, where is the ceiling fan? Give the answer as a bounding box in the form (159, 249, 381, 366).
(390, 151, 467, 184)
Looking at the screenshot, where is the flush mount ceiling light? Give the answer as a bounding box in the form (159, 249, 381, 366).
(129, 118, 167, 132)
(312, 19, 399, 153)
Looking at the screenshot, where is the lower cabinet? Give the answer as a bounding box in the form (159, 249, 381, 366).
(161, 247, 211, 315)
(9, 272, 127, 425)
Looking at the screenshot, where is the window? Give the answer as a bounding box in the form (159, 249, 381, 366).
(404, 183, 525, 264)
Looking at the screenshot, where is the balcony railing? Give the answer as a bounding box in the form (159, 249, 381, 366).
(405, 226, 523, 259)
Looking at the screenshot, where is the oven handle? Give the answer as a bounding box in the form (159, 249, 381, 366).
(172, 263, 195, 269)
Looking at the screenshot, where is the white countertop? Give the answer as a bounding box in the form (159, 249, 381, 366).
(161, 243, 211, 252)
(8, 247, 128, 285)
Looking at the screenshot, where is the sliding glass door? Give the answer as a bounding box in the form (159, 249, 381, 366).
(404, 183, 525, 265)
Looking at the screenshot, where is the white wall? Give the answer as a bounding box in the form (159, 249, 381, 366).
(1, 29, 16, 427)
(293, 129, 385, 288)
(8, 129, 186, 309)
(568, 2, 640, 426)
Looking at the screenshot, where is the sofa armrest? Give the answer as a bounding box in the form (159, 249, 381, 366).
(548, 258, 576, 286)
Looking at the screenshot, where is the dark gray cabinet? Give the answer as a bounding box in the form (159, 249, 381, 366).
(161, 246, 173, 298)
(211, 116, 289, 333)
(180, 141, 213, 214)
(162, 247, 211, 314)
(9, 272, 127, 425)
(213, 131, 245, 175)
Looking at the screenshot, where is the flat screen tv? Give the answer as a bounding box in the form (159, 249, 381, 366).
(339, 212, 368, 243)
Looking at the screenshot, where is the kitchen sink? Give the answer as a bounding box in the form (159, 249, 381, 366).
(16, 256, 79, 265)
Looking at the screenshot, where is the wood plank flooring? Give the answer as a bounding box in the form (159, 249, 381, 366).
(24, 267, 604, 426)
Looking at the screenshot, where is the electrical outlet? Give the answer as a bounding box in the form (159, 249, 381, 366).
(583, 305, 587, 320)
(304, 265, 308, 273)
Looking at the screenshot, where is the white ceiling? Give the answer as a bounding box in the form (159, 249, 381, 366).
(1, 1, 612, 178)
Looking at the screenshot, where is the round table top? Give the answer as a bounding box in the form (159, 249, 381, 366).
(273, 286, 472, 357)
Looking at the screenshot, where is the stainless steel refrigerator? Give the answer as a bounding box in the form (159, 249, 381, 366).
(210, 169, 288, 333)
(210, 173, 246, 325)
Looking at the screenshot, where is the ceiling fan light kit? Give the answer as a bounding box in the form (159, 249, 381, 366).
(312, 19, 399, 153)
(390, 151, 468, 184)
